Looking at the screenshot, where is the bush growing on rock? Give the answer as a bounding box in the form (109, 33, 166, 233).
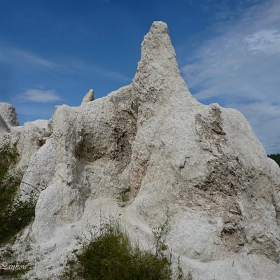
(0, 142, 35, 245)
(63, 217, 187, 280)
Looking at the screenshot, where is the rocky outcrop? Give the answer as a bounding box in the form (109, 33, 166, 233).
(13, 119, 51, 167)
(1, 22, 280, 280)
(0, 114, 10, 135)
(0, 103, 51, 167)
(81, 89, 94, 104)
(0, 102, 19, 127)
(20, 138, 56, 201)
(0, 104, 12, 142)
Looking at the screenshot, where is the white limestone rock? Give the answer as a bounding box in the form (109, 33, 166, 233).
(0, 114, 10, 137)
(0, 114, 51, 170)
(19, 138, 56, 201)
(81, 89, 94, 104)
(10, 119, 51, 167)
(3, 21, 280, 280)
(0, 102, 19, 127)
(0, 103, 13, 142)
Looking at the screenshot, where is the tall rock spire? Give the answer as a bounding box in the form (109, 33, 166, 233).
(136, 21, 180, 75)
(132, 21, 196, 105)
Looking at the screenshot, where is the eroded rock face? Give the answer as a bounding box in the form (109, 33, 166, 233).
(0, 104, 12, 142)
(19, 138, 56, 201)
(81, 89, 94, 104)
(0, 102, 51, 168)
(14, 120, 51, 167)
(2, 22, 280, 280)
(0, 102, 19, 127)
(0, 114, 10, 136)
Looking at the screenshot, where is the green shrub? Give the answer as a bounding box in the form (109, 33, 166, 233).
(0, 142, 35, 245)
(64, 218, 175, 280)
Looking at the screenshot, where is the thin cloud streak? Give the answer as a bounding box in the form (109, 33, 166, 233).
(0, 44, 59, 69)
(61, 57, 132, 82)
(0, 44, 131, 83)
(12, 49, 59, 69)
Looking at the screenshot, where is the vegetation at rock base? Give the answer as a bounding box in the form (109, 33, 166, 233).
(63, 216, 187, 280)
(268, 153, 280, 167)
(0, 142, 35, 245)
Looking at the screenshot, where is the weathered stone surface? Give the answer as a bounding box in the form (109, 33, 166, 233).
(0, 103, 14, 142)
(0, 114, 10, 137)
(10, 119, 51, 167)
(19, 138, 56, 201)
(0, 102, 19, 126)
(0, 102, 51, 167)
(1, 21, 280, 280)
(81, 89, 94, 104)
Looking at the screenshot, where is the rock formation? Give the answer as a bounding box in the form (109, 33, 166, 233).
(0, 114, 10, 136)
(81, 89, 94, 104)
(0, 104, 51, 168)
(1, 21, 280, 280)
(0, 102, 19, 127)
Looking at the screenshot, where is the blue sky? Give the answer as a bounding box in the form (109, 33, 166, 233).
(0, 0, 279, 154)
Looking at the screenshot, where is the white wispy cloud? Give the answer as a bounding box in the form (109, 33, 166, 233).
(182, 0, 280, 153)
(16, 89, 62, 103)
(243, 29, 280, 55)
